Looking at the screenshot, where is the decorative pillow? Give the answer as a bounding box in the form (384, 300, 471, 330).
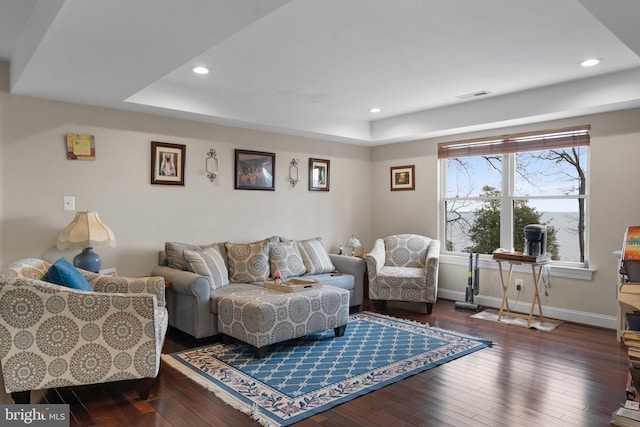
(269, 242, 306, 279)
(225, 241, 270, 283)
(47, 257, 93, 291)
(296, 238, 335, 275)
(184, 246, 229, 289)
(165, 241, 222, 271)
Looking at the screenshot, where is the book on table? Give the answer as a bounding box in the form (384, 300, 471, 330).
(612, 406, 640, 426)
(622, 226, 640, 281)
(624, 330, 640, 348)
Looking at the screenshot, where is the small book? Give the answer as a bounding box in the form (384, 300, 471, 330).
(627, 312, 640, 331)
(612, 406, 640, 425)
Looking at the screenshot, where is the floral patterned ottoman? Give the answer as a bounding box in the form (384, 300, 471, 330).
(217, 286, 349, 358)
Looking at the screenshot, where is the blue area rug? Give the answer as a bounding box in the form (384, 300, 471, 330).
(162, 312, 491, 426)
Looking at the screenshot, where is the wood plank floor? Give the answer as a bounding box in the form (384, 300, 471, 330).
(0, 299, 630, 426)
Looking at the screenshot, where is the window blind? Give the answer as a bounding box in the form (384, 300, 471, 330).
(438, 125, 590, 159)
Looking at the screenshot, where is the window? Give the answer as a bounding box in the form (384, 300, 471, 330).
(439, 126, 590, 266)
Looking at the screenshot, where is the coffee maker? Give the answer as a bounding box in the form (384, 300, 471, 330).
(524, 224, 547, 256)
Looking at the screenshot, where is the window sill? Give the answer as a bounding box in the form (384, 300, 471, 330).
(440, 253, 595, 281)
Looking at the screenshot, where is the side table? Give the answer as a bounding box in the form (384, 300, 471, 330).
(493, 252, 550, 328)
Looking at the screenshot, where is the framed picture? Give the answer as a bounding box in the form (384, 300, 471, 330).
(151, 141, 185, 186)
(235, 149, 275, 190)
(98, 267, 117, 277)
(390, 165, 415, 191)
(65, 134, 96, 160)
(309, 158, 330, 191)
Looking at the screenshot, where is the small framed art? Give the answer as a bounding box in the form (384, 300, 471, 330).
(309, 158, 330, 191)
(66, 134, 96, 160)
(151, 141, 186, 186)
(390, 165, 415, 191)
(235, 149, 275, 190)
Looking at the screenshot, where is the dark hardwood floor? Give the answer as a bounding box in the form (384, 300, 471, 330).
(0, 299, 629, 426)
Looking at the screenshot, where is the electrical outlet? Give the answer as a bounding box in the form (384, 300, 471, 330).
(63, 196, 75, 211)
(515, 279, 523, 291)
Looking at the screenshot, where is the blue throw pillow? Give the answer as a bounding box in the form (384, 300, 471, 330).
(48, 257, 93, 292)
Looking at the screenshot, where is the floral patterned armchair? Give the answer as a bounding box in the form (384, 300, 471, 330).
(0, 258, 168, 403)
(365, 234, 440, 313)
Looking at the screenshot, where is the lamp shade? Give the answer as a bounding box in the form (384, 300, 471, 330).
(57, 211, 116, 250)
(347, 236, 361, 249)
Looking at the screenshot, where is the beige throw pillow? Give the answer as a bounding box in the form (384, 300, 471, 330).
(225, 240, 270, 283)
(269, 242, 306, 279)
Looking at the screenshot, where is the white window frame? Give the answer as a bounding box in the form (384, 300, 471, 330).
(437, 126, 594, 280)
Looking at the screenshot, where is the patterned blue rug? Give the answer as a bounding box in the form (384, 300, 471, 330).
(162, 312, 491, 426)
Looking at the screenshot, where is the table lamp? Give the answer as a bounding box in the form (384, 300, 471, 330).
(347, 235, 361, 257)
(56, 211, 116, 272)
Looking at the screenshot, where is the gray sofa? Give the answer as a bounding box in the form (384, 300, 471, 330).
(151, 236, 365, 339)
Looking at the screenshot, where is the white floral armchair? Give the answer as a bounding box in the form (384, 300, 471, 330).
(365, 234, 440, 313)
(0, 258, 168, 403)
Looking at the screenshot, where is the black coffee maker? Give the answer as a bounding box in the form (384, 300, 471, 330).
(524, 224, 547, 256)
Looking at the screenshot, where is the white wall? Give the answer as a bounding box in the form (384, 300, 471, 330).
(371, 109, 640, 327)
(4, 56, 640, 328)
(0, 62, 372, 276)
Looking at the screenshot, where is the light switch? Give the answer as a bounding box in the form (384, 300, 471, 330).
(63, 196, 75, 211)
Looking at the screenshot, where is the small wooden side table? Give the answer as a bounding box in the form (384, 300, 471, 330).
(493, 252, 550, 328)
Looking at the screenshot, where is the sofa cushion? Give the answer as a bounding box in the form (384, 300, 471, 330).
(269, 242, 306, 279)
(309, 272, 354, 293)
(297, 238, 335, 275)
(383, 234, 430, 268)
(225, 240, 270, 283)
(47, 257, 93, 291)
(184, 246, 229, 289)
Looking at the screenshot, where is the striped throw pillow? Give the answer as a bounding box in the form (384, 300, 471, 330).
(184, 246, 229, 289)
(297, 238, 335, 275)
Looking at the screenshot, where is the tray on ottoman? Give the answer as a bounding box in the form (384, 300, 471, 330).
(263, 278, 322, 292)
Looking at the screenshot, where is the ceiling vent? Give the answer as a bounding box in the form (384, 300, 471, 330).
(456, 90, 492, 100)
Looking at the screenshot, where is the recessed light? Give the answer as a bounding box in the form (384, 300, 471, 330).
(579, 58, 601, 67)
(369, 107, 381, 113)
(193, 66, 210, 75)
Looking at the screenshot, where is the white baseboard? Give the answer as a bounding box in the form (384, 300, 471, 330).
(438, 289, 616, 330)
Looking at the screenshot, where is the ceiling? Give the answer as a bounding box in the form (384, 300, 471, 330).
(1, 0, 640, 146)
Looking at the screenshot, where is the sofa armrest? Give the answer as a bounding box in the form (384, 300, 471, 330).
(365, 239, 385, 274)
(150, 265, 211, 302)
(425, 239, 441, 293)
(83, 272, 166, 308)
(329, 254, 366, 306)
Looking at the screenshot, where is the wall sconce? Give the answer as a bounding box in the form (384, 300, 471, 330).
(289, 158, 299, 187)
(206, 149, 218, 182)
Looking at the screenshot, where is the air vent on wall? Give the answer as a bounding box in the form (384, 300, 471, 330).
(456, 90, 492, 100)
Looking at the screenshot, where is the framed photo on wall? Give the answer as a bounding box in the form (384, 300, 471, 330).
(151, 141, 186, 186)
(390, 165, 415, 191)
(235, 149, 275, 190)
(309, 158, 330, 191)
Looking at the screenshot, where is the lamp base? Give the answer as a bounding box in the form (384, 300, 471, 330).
(73, 247, 102, 273)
